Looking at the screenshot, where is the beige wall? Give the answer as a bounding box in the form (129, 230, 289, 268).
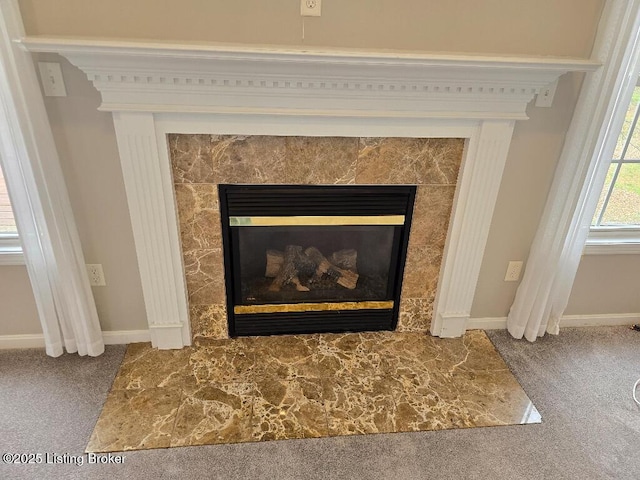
(19, 0, 600, 57)
(0, 266, 40, 335)
(8, 0, 637, 337)
(565, 255, 640, 315)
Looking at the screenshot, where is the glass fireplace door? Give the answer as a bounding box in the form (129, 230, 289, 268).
(231, 219, 402, 311)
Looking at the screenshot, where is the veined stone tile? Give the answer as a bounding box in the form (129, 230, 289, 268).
(211, 135, 287, 184)
(397, 297, 433, 333)
(433, 329, 511, 376)
(356, 138, 464, 185)
(252, 377, 327, 441)
(285, 136, 357, 184)
(409, 185, 456, 248)
(86, 387, 182, 453)
(190, 304, 228, 342)
(169, 134, 215, 184)
(358, 331, 440, 377)
(171, 382, 254, 447)
(174, 184, 221, 251)
(452, 369, 542, 427)
(183, 248, 225, 305)
(189, 338, 256, 384)
(393, 371, 475, 432)
(313, 332, 389, 378)
(246, 333, 322, 380)
(422, 138, 464, 185)
(402, 244, 442, 298)
(111, 343, 195, 391)
(323, 375, 400, 436)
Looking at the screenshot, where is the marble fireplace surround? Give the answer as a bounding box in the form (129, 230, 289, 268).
(22, 37, 599, 349)
(171, 135, 463, 340)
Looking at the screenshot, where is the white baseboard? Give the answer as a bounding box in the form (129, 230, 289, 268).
(467, 313, 640, 331)
(0, 333, 46, 349)
(0, 329, 150, 350)
(467, 317, 508, 330)
(149, 324, 188, 350)
(559, 313, 640, 327)
(103, 330, 151, 345)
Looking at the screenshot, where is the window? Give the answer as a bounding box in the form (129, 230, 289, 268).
(587, 83, 640, 254)
(0, 165, 17, 234)
(0, 164, 22, 264)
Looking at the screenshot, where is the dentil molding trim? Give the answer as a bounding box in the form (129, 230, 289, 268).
(21, 37, 599, 119)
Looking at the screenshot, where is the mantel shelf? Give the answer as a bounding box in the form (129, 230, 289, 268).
(21, 36, 601, 120)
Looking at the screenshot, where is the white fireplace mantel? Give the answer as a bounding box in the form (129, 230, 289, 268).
(22, 37, 599, 348)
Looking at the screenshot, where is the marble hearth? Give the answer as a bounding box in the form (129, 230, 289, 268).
(170, 135, 464, 341)
(86, 330, 540, 451)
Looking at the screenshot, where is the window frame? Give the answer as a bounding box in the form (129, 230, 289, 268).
(0, 232, 23, 265)
(586, 76, 640, 255)
(585, 226, 640, 254)
(0, 169, 23, 265)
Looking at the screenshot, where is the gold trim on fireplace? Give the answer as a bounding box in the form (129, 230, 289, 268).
(229, 215, 405, 227)
(234, 300, 394, 314)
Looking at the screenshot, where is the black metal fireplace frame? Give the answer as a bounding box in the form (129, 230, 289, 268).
(219, 184, 416, 337)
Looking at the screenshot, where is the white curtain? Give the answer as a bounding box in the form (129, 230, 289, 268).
(0, 1, 103, 357)
(507, 0, 640, 341)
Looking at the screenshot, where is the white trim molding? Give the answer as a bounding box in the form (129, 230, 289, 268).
(0, 329, 151, 350)
(584, 227, 640, 254)
(559, 313, 640, 328)
(0, 250, 24, 265)
(468, 313, 640, 330)
(111, 112, 192, 349)
(20, 37, 598, 120)
(0, 234, 24, 265)
(431, 120, 515, 338)
(21, 37, 598, 346)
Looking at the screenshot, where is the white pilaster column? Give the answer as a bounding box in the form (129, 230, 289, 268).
(111, 112, 190, 348)
(432, 120, 516, 337)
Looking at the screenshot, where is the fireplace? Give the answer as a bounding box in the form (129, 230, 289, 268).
(27, 38, 592, 347)
(219, 185, 416, 336)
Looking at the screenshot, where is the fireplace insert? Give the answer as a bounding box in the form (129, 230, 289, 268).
(219, 184, 416, 336)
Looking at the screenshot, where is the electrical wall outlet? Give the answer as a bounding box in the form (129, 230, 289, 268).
(504, 261, 524, 282)
(86, 264, 106, 286)
(301, 0, 321, 16)
(535, 79, 558, 108)
(37, 62, 67, 97)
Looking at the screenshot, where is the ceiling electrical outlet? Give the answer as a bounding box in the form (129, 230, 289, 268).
(86, 264, 106, 286)
(301, 0, 321, 16)
(504, 261, 524, 282)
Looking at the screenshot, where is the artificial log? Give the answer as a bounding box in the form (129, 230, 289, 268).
(304, 246, 359, 290)
(335, 269, 359, 290)
(265, 249, 284, 277)
(304, 246, 331, 277)
(265, 245, 360, 291)
(268, 245, 310, 292)
(328, 249, 358, 274)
